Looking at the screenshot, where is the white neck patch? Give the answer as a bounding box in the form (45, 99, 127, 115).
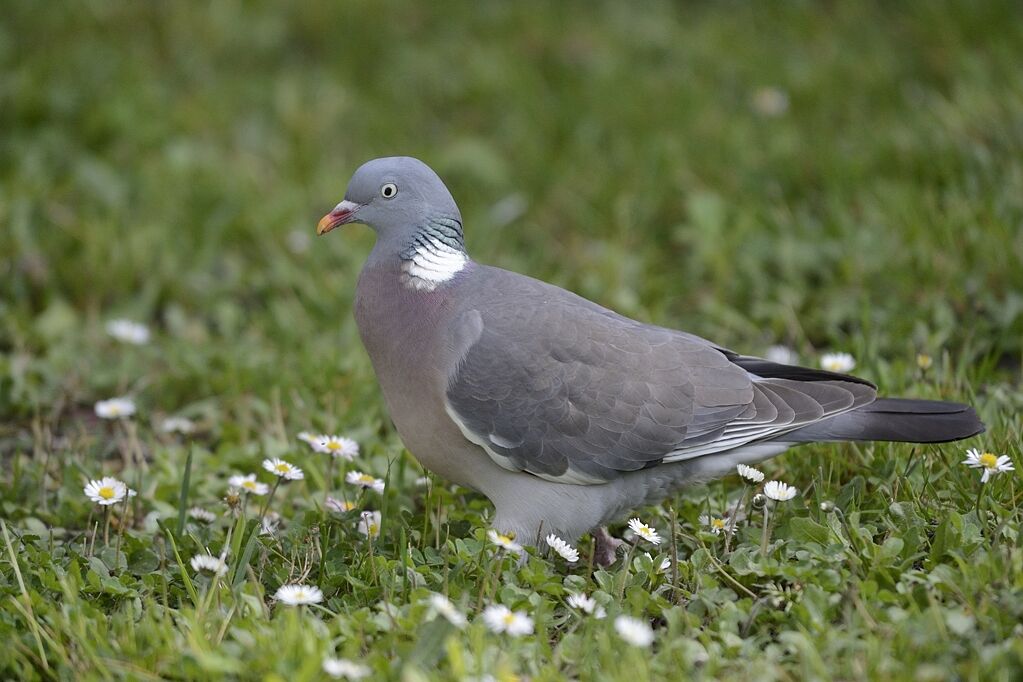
(399, 235, 467, 291)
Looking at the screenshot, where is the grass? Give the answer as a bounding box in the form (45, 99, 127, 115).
(1, 0, 1022, 679)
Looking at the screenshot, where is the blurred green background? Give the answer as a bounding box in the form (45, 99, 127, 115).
(2, 0, 1021, 424)
(3, 3, 1023, 679)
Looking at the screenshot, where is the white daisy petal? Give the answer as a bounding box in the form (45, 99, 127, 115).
(322, 658, 370, 680)
(566, 593, 606, 618)
(820, 352, 856, 373)
(274, 584, 323, 605)
(325, 496, 356, 513)
(188, 507, 216, 523)
(105, 319, 150, 345)
(190, 553, 228, 576)
(614, 615, 655, 647)
(316, 435, 360, 460)
(736, 463, 765, 483)
(962, 448, 1014, 483)
(545, 533, 580, 562)
(94, 397, 137, 419)
(764, 480, 798, 502)
(698, 514, 727, 535)
(345, 470, 385, 492)
(627, 518, 662, 545)
(262, 458, 304, 480)
(160, 416, 195, 434)
(357, 510, 381, 538)
(481, 604, 534, 636)
(83, 477, 129, 506)
(487, 529, 523, 553)
(426, 593, 467, 628)
(228, 473, 270, 495)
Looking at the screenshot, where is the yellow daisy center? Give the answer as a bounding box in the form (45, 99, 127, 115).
(327, 441, 340, 451)
(242, 481, 256, 490)
(497, 534, 513, 544)
(368, 523, 378, 534)
(98, 486, 116, 499)
(979, 453, 999, 469)
(275, 463, 290, 473)
(502, 613, 516, 625)
(711, 518, 726, 529)
(358, 475, 374, 484)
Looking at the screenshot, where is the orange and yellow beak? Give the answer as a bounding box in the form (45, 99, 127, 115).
(316, 200, 362, 235)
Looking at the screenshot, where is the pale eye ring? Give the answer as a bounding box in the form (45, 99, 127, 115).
(380, 183, 398, 199)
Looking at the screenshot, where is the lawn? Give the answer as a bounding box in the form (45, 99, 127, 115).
(1, 1, 1022, 679)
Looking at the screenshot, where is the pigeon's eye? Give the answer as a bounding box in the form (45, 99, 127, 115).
(380, 183, 398, 199)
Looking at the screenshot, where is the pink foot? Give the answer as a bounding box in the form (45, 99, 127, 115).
(592, 526, 623, 567)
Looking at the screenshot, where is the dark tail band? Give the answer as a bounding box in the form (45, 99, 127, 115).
(785, 398, 985, 444)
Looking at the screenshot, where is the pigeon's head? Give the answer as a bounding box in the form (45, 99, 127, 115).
(317, 157, 461, 238)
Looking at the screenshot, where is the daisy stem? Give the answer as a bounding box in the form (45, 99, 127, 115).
(88, 519, 98, 558)
(475, 552, 498, 614)
(616, 540, 638, 600)
(760, 502, 771, 558)
(103, 506, 111, 546)
(324, 458, 335, 508)
(366, 533, 379, 587)
(725, 486, 749, 554)
(974, 484, 985, 528)
(114, 494, 130, 569)
(257, 479, 282, 522)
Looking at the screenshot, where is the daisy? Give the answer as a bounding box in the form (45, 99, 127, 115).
(751, 86, 789, 117)
(274, 584, 323, 606)
(94, 397, 136, 419)
(699, 514, 727, 535)
(357, 510, 381, 538)
(160, 416, 195, 434)
(764, 480, 798, 502)
(322, 658, 370, 680)
(545, 534, 580, 562)
(426, 593, 468, 628)
(297, 431, 319, 448)
(325, 496, 356, 513)
(345, 471, 384, 492)
(105, 319, 150, 345)
(736, 463, 765, 484)
(642, 552, 673, 573)
(962, 448, 1014, 483)
(189, 507, 216, 523)
(190, 553, 228, 576)
(566, 593, 606, 618)
(228, 473, 270, 496)
(83, 477, 131, 506)
(316, 435, 360, 460)
(487, 529, 523, 553)
(262, 458, 304, 480)
(260, 512, 281, 536)
(820, 352, 856, 373)
(481, 604, 534, 636)
(916, 353, 933, 371)
(764, 345, 796, 365)
(615, 615, 655, 647)
(627, 518, 662, 545)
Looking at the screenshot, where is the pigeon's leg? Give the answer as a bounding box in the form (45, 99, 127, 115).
(592, 526, 623, 567)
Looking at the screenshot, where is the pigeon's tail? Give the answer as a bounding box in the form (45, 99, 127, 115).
(784, 398, 984, 444)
